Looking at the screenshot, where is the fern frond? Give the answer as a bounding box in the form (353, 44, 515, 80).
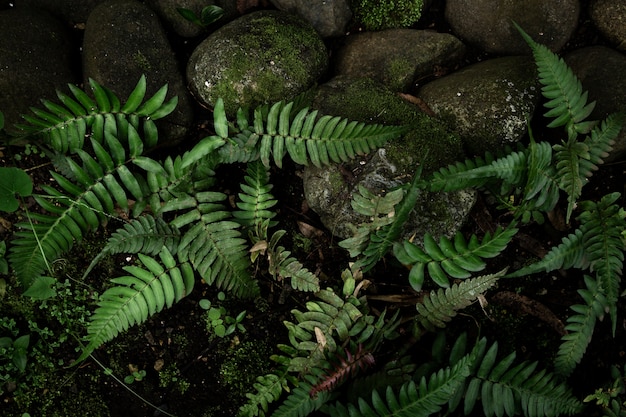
(515, 23, 596, 139)
(239, 372, 292, 417)
(233, 160, 278, 228)
(267, 230, 320, 293)
(428, 150, 527, 193)
(176, 200, 258, 298)
(395, 226, 516, 290)
(76, 246, 194, 363)
(578, 192, 626, 335)
(270, 375, 332, 417)
(325, 355, 471, 417)
(17, 75, 177, 153)
(9, 134, 150, 288)
(523, 139, 561, 214)
(353, 166, 424, 272)
(252, 100, 408, 168)
(464, 338, 583, 417)
(554, 139, 590, 222)
(415, 270, 504, 333)
(580, 113, 623, 178)
(506, 229, 588, 278)
(338, 185, 404, 258)
(555, 275, 606, 377)
(81, 215, 180, 280)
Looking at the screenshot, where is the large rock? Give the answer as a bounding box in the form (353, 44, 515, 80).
(589, 0, 626, 50)
(186, 10, 328, 116)
(0, 7, 77, 134)
(417, 56, 540, 156)
(270, 0, 352, 38)
(334, 29, 466, 92)
(445, 0, 580, 54)
(18, 0, 108, 26)
(565, 46, 626, 162)
(303, 76, 475, 241)
(83, 0, 194, 145)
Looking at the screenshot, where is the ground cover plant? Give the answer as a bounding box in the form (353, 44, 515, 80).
(0, 25, 625, 417)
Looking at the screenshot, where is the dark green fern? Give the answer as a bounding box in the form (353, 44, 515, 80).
(76, 246, 194, 363)
(393, 226, 516, 290)
(16, 75, 176, 154)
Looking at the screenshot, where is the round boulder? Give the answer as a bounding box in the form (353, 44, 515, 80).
(187, 10, 328, 116)
(417, 56, 540, 156)
(334, 29, 466, 92)
(589, 0, 626, 50)
(269, 0, 352, 38)
(303, 76, 475, 241)
(83, 0, 194, 144)
(445, 0, 580, 54)
(0, 7, 77, 134)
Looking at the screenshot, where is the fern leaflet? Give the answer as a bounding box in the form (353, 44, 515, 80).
(81, 215, 180, 280)
(394, 226, 516, 290)
(233, 160, 278, 228)
(555, 275, 607, 377)
(16, 75, 177, 153)
(415, 271, 504, 333)
(76, 246, 194, 363)
(515, 23, 596, 139)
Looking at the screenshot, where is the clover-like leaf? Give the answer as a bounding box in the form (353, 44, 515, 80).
(0, 167, 33, 212)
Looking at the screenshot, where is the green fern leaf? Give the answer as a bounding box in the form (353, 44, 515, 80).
(338, 185, 404, 258)
(76, 246, 194, 363)
(506, 228, 588, 278)
(354, 166, 425, 272)
(233, 160, 278, 228)
(9, 135, 150, 288)
(515, 23, 596, 139)
(465, 338, 583, 417)
(16, 76, 176, 153)
(555, 275, 606, 377)
(267, 230, 320, 292)
(578, 192, 626, 335)
(81, 215, 180, 280)
(554, 139, 589, 222)
(395, 226, 517, 291)
(239, 372, 292, 417)
(416, 271, 504, 332)
(270, 376, 332, 417)
(325, 355, 471, 417)
(250, 101, 408, 168)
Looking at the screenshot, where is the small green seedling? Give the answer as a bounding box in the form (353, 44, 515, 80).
(177, 5, 224, 28)
(200, 292, 246, 338)
(124, 365, 147, 384)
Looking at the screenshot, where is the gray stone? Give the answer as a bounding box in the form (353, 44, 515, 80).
(417, 56, 540, 156)
(83, 0, 194, 145)
(589, 0, 626, 50)
(565, 46, 626, 162)
(18, 0, 107, 26)
(303, 76, 475, 241)
(334, 29, 466, 92)
(0, 7, 77, 134)
(186, 10, 328, 116)
(445, 0, 580, 54)
(145, 0, 239, 38)
(269, 0, 352, 38)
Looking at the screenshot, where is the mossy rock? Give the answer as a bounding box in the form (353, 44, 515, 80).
(352, 0, 425, 31)
(303, 76, 475, 240)
(187, 10, 328, 116)
(417, 56, 540, 156)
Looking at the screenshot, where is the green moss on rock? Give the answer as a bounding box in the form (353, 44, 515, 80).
(353, 0, 424, 31)
(187, 10, 328, 115)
